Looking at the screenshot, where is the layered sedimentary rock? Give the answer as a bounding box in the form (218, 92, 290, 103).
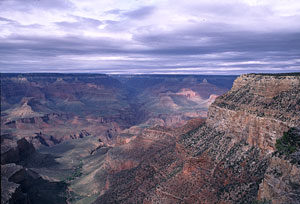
(93, 73, 300, 204)
(94, 123, 270, 203)
(207, 74, 300, 151)
(258, 127, 300, 204)
(1, 137, 68, 204)
(258, 156, 300, 203)
(1, 74, 235, 149)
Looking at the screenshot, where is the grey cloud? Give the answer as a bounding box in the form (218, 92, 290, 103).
(123, 6, 156, 19)
(100, 6, 157, 31)
(100, 6, 156, 31)
(133, 24, 300, 55)
(0, 17, 16, 23)
(104, 20, 119, 25)
(0, 35, 132, 57)
(55, 16, 102, 29)
(0, 0, 74, 11)
(188, 1, 273, 18)
(1, 1, 299, 74)
(0, 28, 299, 74)
(0, 16, 43, 29)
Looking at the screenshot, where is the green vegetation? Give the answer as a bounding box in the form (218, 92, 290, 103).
(66, 160, 83, 182)
(275, 127, 300, 156)
(250, 72, 300, 76)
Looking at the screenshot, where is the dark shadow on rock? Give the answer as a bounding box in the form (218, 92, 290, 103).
(8, 167, 68, 204)
(19, 152, 61, 168)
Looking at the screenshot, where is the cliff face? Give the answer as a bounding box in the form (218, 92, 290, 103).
(258, 156, 300, 203)
(258, 127, 300, 203)
(93, 73, 300, 204)
(207, 74, 300, 151)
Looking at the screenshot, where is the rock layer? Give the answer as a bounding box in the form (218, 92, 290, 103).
(207, 73, 300, 151)
(93, 73, 300, 204)
(258, 156, 300, 204)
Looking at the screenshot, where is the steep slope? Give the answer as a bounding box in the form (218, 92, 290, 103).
(207, 74, 300, 151)
(94, 73, 300, 204)
(258, 127, 300, 203)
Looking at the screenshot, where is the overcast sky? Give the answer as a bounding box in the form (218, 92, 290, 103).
(0, 0, 299, 74)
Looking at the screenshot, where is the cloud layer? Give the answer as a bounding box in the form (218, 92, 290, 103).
(0, 0, 300, 74)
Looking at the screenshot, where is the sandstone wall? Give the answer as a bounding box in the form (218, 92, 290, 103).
(207, 74, 300, 151)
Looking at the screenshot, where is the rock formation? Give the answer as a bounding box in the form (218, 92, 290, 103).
(258, 156, 300, 203)
(207, 74, 300, 151)
(258, 127, 300, 204)
(1, 140, 67, 204)
(1, 138, 35, 165)
(1, 74, 235, 148)
(2, 73, 299, 204)
(1, 163, 67, 204)
(93, 73, 300, 204)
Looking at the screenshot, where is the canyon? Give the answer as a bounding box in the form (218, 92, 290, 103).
(1, 74, 235, 147)
(1, 73, 299, 204)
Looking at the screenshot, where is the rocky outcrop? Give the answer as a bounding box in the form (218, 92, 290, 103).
(1, 136, 68, 204)
(1, 138, 35, 165)
(1, 164, 28, 204)
(258, 127, 300, 204)
(258, 156, 300, 204)
(207, 74, 300, 151)
(1, 163, 67, 204)
(231, 74, 300, 97)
